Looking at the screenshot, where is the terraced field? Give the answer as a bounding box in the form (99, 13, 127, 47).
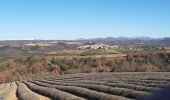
(0, 72, 170, 100)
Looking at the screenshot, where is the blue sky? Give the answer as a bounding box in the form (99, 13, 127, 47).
(0, 0, 170, 40)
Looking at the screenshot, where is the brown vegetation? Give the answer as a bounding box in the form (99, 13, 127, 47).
(0, 51, 169, 83)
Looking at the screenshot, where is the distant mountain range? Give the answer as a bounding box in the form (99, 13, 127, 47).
(0, 37, 169, 46)
(77, 37, 170, 46)
(77, 37, 158, 41)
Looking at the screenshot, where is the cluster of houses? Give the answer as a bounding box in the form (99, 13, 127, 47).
(77, 43, 118, 50)
(77, 41, 164, 51)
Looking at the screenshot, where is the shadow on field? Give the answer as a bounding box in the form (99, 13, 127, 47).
(142, 86, 170, 100)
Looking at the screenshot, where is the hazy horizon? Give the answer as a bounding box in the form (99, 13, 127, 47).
(0, 36, 169, 41)
(0, 0, 170, 40)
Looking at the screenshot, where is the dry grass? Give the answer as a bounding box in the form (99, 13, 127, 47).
(0, 82, 17, 100)
(25, 43, 53, 47)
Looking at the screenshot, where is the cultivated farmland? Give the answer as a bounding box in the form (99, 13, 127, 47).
(0, 72, 170, 100)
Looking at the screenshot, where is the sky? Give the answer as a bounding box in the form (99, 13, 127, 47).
(0, 0, 170, 40)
